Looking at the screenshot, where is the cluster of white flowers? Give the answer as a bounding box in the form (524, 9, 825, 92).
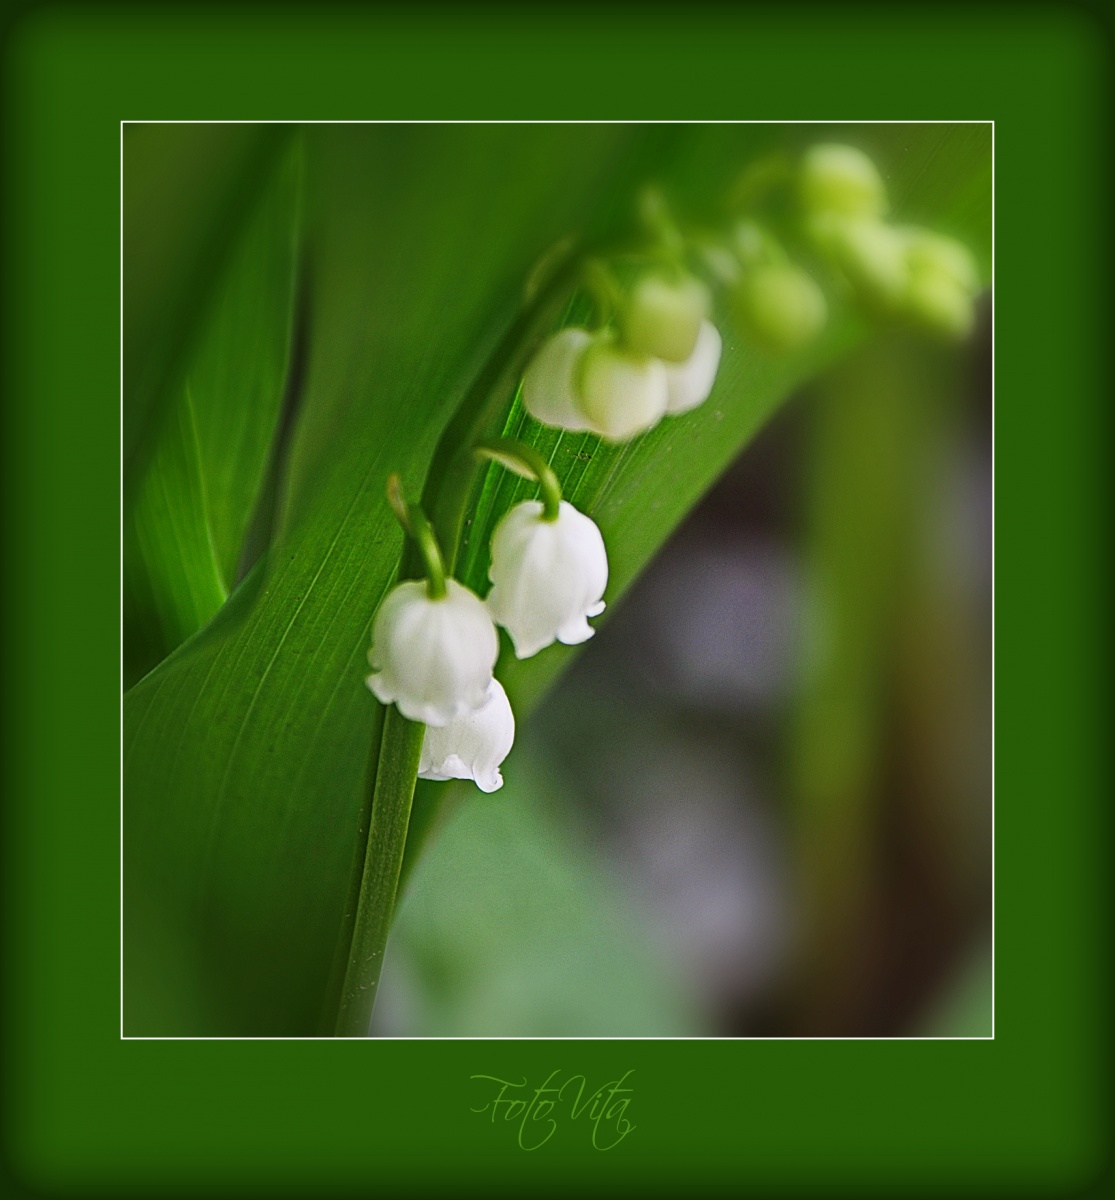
(522, 271, 723, 441)
(366, 480, 608, 793)
(365, 148, 982, 794)
(800, 143, 981, 338)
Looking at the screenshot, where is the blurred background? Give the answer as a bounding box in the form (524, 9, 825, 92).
(374, 303, 992, 1039)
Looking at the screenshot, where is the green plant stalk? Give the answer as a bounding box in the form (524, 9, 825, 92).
(333, 707, 425, 1036)
(328, 249, 590, 1036)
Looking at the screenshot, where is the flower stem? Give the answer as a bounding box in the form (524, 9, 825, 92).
(332, 706, 424, 1036)
(385, 473, 448, 599)
(581, 258, 625, 329)
(407, 510, 448, 601)
(473, 437, 563, 521)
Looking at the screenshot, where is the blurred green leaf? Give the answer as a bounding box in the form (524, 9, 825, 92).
(376, 748, 703, 1037)
(123, 123, 294, 489)
(123, 124, 991, 1035)
(124, 144, 302, 685)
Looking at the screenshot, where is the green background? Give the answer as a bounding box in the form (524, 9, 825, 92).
(2, 2, 1109, 1196)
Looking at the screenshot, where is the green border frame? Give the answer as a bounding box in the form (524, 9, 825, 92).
(3, 2, 1110, 1195)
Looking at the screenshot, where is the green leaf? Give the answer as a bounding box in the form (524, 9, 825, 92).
(124, 143, 302, 685)
(124, 124, 990, 1035)
(123, 123, 295, 491)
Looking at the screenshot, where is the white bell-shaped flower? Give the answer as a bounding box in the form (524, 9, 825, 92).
(419, 677, 515, 792)
(521, 327, 596, 431)
(663, 320, 722, 414)
(487, 500, 608, 659)
(577, 337, 669, 442)
(365, 579, 498, 726)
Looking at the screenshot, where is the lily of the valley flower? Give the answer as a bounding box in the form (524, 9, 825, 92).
(366, 579, 498, 725)
(418, 677, 515, 792)
(521, 326, 596, 432)
(487, 499, 608, 659)
(522, 320, 721, 441)
(577, 336, 670, 441)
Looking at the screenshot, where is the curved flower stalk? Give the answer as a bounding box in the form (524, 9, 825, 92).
(419, 678, 515, 792)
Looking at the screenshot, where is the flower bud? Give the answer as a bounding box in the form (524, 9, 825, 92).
(732, 264, 827, 352)
(366, 579, 498, 726)
(903, 271, 975, 339)
(576, 337, 669, 441)
(904, 229, 979, 295)
(619, 272, 710, 363)
(487, 499, 608, 659)
(827, 217, 911, 309)
(799, 143, 887, 218)
(419, 678, 515, 793)
(663, 320, 722, 414)
(901, 228, 980, 338)
(521, 327, 596, 432)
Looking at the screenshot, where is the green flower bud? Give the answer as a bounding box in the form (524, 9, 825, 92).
(619, 272, 710, 364)
(799, 143, 887, 219)
(732, 264, 828, 353)
(900, 228, 980, 339)
(903, 271, 975, 339)
(577, 337, 669, 441)
(903, 229, 980, 295)
(827, 217, 911, 309)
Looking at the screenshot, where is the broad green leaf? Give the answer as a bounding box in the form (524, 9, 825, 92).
(123, 123, 294, 490)
(124, 124, 990, 1035)
(124, 144, 302, 685)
